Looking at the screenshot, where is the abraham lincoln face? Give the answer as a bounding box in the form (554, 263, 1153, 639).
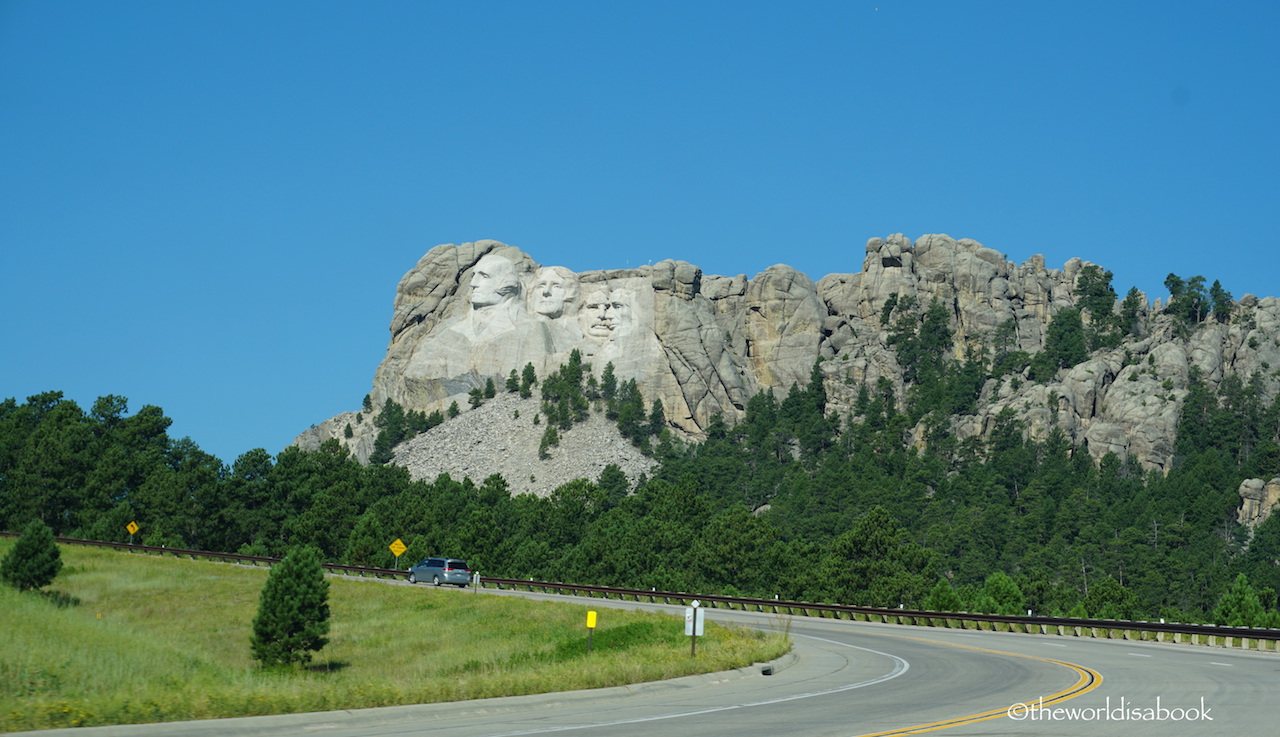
(579, 287, 631, 339)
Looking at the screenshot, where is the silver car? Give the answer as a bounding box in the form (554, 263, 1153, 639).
(407, 557, 471, 587)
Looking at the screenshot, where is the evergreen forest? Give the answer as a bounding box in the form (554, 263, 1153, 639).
(4, 270, 1280, 627)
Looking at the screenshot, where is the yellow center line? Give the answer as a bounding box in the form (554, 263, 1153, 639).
(803, 626, 1103, 737)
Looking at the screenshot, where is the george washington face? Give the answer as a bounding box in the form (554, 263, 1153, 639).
(469, 254, 520, 308)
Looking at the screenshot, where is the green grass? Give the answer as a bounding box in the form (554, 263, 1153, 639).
(0, 540, 789, 731)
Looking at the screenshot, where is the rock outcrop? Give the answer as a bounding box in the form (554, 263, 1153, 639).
(1238, 477, 1280, 529)
(295, 234, 1280, 489)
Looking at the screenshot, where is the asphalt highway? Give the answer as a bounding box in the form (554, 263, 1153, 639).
(19, 583, 1277, 737)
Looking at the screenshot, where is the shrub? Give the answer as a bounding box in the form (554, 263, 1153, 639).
(1, 519, 63, 592)
(250, 546, 330, 667)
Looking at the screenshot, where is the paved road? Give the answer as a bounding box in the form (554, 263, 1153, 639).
(20, 585, 1277, 737)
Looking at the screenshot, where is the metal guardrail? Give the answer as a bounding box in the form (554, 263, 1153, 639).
(0, 532, 404, 579)
(6, 532, 1279, 648)
(478, 577, 1280, 646)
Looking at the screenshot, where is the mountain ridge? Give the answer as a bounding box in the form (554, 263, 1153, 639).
(296, 233, 1280, 489)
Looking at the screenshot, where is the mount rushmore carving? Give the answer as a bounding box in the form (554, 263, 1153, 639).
(389, 245, 667, 422)
(296, 236, 1280, 487)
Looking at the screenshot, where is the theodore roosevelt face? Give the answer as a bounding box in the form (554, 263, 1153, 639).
(580, 288, 617, 338)
(579, 287, 631, 339)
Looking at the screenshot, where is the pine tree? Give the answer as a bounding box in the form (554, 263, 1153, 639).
(250, 546, 330, 667)
(923, 578, 964, 612)
(648, 398, 666, 437)
(808, 359, 827, 415)
(1209, 279, 1234, 323)
(538, 426, 560, 460)
(1, 519, 62, 592)
(1213, 573, 1265, 626)
(369, 431, 394, 465)
(1029, 307, 1087, 382)
(981, 571, 1025, 615)
(614, 379, 645, 440)
(600, 362, 617, 400)
(520, 362, 537, 398)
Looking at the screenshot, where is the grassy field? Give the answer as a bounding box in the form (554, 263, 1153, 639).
(0, 540, 789, 731)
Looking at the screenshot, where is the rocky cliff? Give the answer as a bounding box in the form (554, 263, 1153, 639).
(295, 234, 1280, 513)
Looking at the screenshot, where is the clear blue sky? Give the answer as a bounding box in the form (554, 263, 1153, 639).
(2, 1, 1277, 465)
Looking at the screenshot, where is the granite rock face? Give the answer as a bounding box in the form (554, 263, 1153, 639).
(296, 234, 1280, 485)
(1238, 477, 1280, 530)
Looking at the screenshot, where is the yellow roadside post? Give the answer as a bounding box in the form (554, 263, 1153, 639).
(586, 610, 598, 654)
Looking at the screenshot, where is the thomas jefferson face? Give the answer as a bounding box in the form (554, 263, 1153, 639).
(531, 267, 577, 318)
(470, 255, 520, 308)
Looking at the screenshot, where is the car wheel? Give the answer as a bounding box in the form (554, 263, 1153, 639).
(407, 572, 417, 584)
(433, 575, 441, 586)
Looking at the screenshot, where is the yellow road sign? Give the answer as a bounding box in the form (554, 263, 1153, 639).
(389, 538, 407, 557)
(126, 521, 139, 535)
(586, 610, 598, 629)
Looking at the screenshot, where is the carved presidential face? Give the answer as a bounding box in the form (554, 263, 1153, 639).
(470, 255, 520, 308)
(607, 288, 632, 332)
(580, 288, 617, 338)
(579, 287, 632, 339)
(531, 267, 578, 319)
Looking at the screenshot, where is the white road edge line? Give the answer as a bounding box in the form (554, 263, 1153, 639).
(486, 634, 911, 737)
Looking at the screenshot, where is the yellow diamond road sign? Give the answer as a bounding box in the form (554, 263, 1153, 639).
(126, 521, 139, 535)
(389, 538, 407, 558)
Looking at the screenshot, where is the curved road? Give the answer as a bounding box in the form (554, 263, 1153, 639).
(22, 585, 1276, 737)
